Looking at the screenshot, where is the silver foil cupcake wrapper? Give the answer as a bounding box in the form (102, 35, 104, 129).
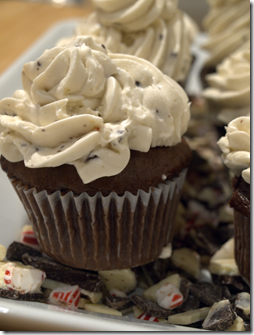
(11, 169, 187, 271)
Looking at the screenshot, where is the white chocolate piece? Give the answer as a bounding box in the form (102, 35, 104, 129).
(98, 269, 137, 293)
(168, 307, 211, 325)
(211, 238, 234, 261)
(84, 303, 122, 316)
(235, 292, 250, 318)
(170, 248, 201, 278)
(42, 279, 102, 303)
(133, 305, 143, 318)
(0, 244, 6, 261)
(78, 297, 90, 309)
(226, 316, 245, 331)
(158, 243, 172, 259)
(109, 288, 127, 297)
(209, 259, 240, 276)
(143, 273, 181, 302)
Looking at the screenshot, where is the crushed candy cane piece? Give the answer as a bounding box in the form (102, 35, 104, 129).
(20, 225, 40, 250)
(48, 285, 80, 308)
(3, 263, 46, 293)
(137, 313, 159, 322)
(156, 282, 183, 310)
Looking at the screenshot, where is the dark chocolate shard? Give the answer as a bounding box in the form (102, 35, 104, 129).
(131, 294, 175, 318)
(22, 253, 104, 293)
(190, 225, 221, 256)
(202, 299, 236, 331)
(179, 278, 190, 304)
(212, 275, 250, 294)
(189, 282, 229, 307)
(104, 296, 134, 311)
(217, 223, 234, 244)
(0, 288, 45, 302)
(6, 241, 42, 262)
(176, 295, 200, 313)
(234, 292, 250, 321)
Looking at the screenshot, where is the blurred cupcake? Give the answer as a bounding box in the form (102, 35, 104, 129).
(202, 42, 250, 135)
(217, 116, 250, 284)
(202, 0, 250, 69)
(0, 36, 192, 271)
(59, 0, 198, 85)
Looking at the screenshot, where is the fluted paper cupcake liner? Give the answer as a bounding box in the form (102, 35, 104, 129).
(10, 169, 186, 271)
(234, 210, 250, 285)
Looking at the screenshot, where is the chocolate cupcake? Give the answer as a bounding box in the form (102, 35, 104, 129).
(217, 116, 250, 284)
(0, 36, 192, 271)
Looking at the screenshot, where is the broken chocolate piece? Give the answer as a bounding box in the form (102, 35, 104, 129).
(217, 223, 234, 244)
(22, 253, 104, 293)
(178, 278, 190, 305)
(6, 241, 42, 262)
(212, 275, 250, 294)
(0, 288, 45, 302)
(131, 294, 175, 318)
(202, 300, 236, 331)
(234, 292, 250, 321)
(104, 296, 133, 311)
(189, 282, 230, 307)
(177, 295, 201, 313)
(189, 225, 221, 256)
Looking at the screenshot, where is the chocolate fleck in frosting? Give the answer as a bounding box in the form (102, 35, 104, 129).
(1, 138, 192, 196)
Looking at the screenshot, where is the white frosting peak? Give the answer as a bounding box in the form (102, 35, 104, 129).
(217, 116, 250, 184)
(0, 36, 190, 184)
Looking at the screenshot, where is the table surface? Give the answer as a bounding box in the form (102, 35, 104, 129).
(0, 0, 93, 75)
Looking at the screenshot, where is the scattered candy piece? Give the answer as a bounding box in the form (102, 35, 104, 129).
(137, 313, 159, 322)
(105, 296, 133, 311)
(2, 262, 45, 294)
(158, 243, 172, 259)
(0, 244, 6, 261)
(48, 285, 80, 308)
(155, 283, 183, 310)
(234, 292, 250, 321)
(6, 241, 42, 263)
(168, 307, 210, 325)
(20, 225, 40, 250)
(78, 297, 90, 309)
(170, 248, 200, 278)
(98, 269, 137, 294)
(143, 274, 181, 302)
(202, 300, 236, 331)
(131, 294, 174, 318)
(84, 303, 122, 316)
(0, 288, 44, 301)
(211, 238, 234, 261)
(109, 288, 127, 297)
(209, 259, 239, 276)
(226, 316, 245, 331)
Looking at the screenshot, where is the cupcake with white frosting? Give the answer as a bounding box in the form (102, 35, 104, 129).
(59, 0, 198, 85)
(217, 116, 250, 284)
(202, 42, 250, 129)
(202, 0, 250, 68)
(0, 36, 192, 271)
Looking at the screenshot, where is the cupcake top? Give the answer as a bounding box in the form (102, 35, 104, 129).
(71, 0, 196, 82)
(202, 0, 250, 67)
(0, 36, 190, 184)
(217, 116, 250, 184)
(202, 42, 250, 125)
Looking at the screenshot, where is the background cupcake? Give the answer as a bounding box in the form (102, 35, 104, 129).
(202, 42, 250, 134)
(0, 36, 192, 271)
(201, 0, 250, 79)
(58, 0, 198, 86)
(217, 116, 250, 285)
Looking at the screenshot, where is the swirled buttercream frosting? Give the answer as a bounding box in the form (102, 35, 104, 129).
(0, 36, 190, 184)
(203, 0, 250, 66)
(69, 0, 196, 82)
(217, 116, 250, 184)
(203, 42, 250, 125)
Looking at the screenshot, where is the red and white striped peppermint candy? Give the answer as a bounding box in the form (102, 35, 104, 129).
(49, 285, 81, 308)
(137, 313, 159, 322)
(155, 282, 183, 310)
(109, 288, 127, 298)
(4, 263, 46, 293)
(20, 225, 40, 250)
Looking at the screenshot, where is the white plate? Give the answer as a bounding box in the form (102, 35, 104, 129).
(0, 20, 206, 331)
